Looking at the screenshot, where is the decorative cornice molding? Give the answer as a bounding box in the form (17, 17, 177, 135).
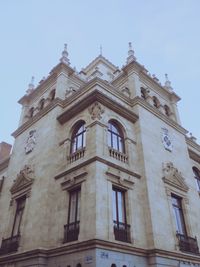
(132, 97, 188, 135)
(0, 239, 200, 264)
(186, 137, 200, 153)
(55, 156, 141, 180)
(122, 60, 181, 103)
(188, 149, 200, 164)
(12, 98, 63, 138)
(57, 89, 138, 125)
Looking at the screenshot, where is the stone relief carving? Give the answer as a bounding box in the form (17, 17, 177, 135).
(10, 165, 34, 195)
(161, 128, 173, 152)
(88, 102, 105, 120)
(25, 130, 36, 154)
(121, 86, 130, 98)
(162, 162, 189, 192)
(65, 86, 76, 98)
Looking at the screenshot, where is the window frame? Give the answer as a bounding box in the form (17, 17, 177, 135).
(108, 121, 125, 153)
(171, 194, 187, 236)
(71, 122, 86, 154)
(11, 196, 26, 237)
(193, 167, 200, 191)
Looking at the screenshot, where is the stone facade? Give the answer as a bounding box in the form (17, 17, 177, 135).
(0, 44, 200, 267)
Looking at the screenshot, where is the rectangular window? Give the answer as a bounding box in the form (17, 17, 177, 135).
(112, 187, 130, 242)
(64, 188, 81, 242)
(12, 196, 26, 237)
(171, 194, 187, 236)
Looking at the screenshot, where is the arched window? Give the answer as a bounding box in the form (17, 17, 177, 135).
(111, 264, 116, 267)
(108, 121, 125, 153)
(49, 89, 56, 101)
(71, 121, 86, 153)
(141, 87, 147, 99)
(76, 264, 82, 267)
(29, 107, 34, 118)
(193, 167, 200, 191)
(164, 105, 170, 116)
(153, 96, 159, 108)
(39, 98, 45, 110)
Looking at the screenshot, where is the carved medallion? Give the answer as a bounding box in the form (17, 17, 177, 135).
(161, 128, 172, 152)
(88, 102, 104, 120)
(25, 130, 36, 154)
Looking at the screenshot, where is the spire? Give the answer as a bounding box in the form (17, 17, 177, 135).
(60, 44, 70, 65)
(164, 74, 173, 92)
(100, 45, 102, 56)
(126, 42, 136, 64)
(26, 76, 35, 94)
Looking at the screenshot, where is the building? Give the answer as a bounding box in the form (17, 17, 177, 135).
(0, 43, 200, 267)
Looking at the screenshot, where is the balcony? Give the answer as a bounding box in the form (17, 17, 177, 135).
(68, 148, 85, 163)
(0, 235, 20, 255)
(177, 233, 199, 254)
(109, 148, 128, 163)
(63, 221, 80, 243)
(113, 221, 131, 243)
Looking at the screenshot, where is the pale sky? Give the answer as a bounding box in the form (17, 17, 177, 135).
(0, 0, 199, 145)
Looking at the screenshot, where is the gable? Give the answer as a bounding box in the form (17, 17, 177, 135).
(81, 55, 120, 81)
(10, 165, 34, 195)
(162, 162, 189, 192)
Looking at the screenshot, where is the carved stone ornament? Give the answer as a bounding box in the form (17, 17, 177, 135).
(88, 102, 105, 120)
(161, 128, 172, 152)
(10, 165, 34, 195)
(25, 130, 36, 154)
(162, 162, 189, 192)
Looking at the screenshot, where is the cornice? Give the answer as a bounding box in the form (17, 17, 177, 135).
(57, 89, 138, 125)
(54, 156, 141, 180)
(62, 77, 132, 107)
(132, 97, 188, 135)
(0, 157, 10, 172)
(18, 73, 57, 105)
(122, 60, 181, 103)
(186, 137, 200, 153)
(188, 149, 200, 164)
(148, 248, 200, 262)
(0, 239, 200, 264)
(12, 98, 63, 138)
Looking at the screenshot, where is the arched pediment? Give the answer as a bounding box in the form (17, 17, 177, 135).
(162, 162, 189, 192)
(10, 165, 34, 195)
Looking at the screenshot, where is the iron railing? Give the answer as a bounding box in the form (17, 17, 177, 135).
(63, 221, 80, 243)
(113, 221, 131, 243)
(177, 233, 199, 254)
(0, 234, 20, 255)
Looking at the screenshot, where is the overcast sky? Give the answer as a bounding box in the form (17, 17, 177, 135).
(0, 0, 199, 145)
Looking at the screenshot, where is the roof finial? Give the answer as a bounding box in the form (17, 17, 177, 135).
(126, 42, 136, 64)
(26, 76, 35, 94)
(60, 43, 70, 65)
(164, 73, 173, 92)
(100, 45, 102, 56)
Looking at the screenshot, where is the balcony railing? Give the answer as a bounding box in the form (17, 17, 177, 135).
(113, 221, 131, 243)
(63, 221, 80, 243)
(0, 234, 20, 255)
(177, 233, 199, 254)
(68, 148, 85, 163)
(109, 148, 128, 163)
